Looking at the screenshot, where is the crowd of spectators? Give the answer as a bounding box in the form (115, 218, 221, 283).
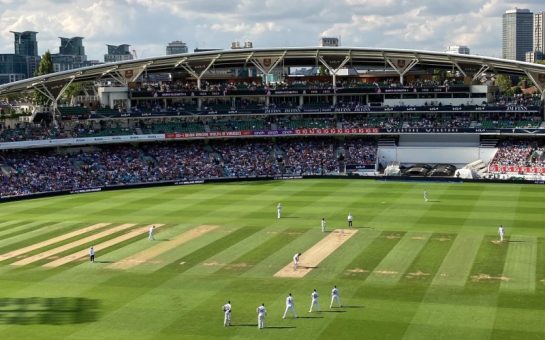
(2, 110, 544, 143)
(490, 139, 545, 167)
(0, 138, 378, 197)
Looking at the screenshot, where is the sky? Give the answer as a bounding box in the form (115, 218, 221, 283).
(0, 0, 543, 61)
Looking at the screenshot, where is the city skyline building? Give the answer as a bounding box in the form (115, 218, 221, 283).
(104, 44, 133, 63)
(502, 8, 534, 61)
(166, 41, 188, 55)
(446, 45, 471, 55)
(533, 11, 544, 61)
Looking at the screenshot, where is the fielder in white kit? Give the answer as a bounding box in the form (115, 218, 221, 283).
(498, 225, 505, 242)
(321, 218, 326, 233)
(282, 293, 298, 319)
(330, 285, 342, 308)
(277, 203, 282, 219)
(257, 303, 267, 329)
(148, 225, 155, 240)
(223, 300, 232, 326)
(309, 289, 321, 312)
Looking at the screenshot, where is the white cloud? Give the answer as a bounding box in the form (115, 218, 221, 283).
(0, 0, 542, 60)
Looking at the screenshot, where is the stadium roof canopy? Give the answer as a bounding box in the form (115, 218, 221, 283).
(1, 46, 545, 96)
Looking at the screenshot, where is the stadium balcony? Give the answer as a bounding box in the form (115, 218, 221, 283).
(58, 106, 91, 119)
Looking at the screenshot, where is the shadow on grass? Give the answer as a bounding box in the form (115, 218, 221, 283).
(231, 323, 256, 327)
(322, 310, 347, 313)
(266, 326, 297, 329)
(298, 316, 324, 319)
(93, 260, 114, 264)
(0, 297, 100, 325)
(341, 305, 364, 308)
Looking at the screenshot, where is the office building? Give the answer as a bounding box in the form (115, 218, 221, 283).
(104, 44, 133, 63)
(166, 41, 188, 55)
(320, 37, 339, 47)
(533, 11, 544, 61)
(446, 45, 470, 55)
(502, 8, 534, 61)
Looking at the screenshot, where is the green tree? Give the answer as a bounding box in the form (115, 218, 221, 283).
(495, 74, 512, 94)
(62, 83, 82, 104)
(33, 50, 54, 105)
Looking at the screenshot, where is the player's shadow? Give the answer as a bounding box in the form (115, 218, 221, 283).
(267, 326, 297, 329)
(427, 200, 440, 203)
(507, 240, 525, 243)
(282, 216, 300, 219)
(231, 323, 256, 327)
(322, 310, 346, 313)
(341, 305, 364, 309)
(302, 266, 319, 269)
(297, 316, 324, 319)
(94, 260, 114, 264)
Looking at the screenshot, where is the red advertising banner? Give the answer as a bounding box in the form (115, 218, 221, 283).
(489, 164, 545, 174)
(164, 128, 380, 140)
(294, 128, 379, 135)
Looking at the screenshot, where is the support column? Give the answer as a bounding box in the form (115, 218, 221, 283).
(318, 55, 350, 108)
(32, 76, 76, 128)
(384, 57, 419, 85)
(177, 55, 220, 90)
(250, 53, 285, 86)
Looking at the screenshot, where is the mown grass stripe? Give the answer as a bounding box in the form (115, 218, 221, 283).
(10, 223, 135, 266)
(212, 226, 301, 276)
(0, 221, 55, 240)
(156, 226, 263, 274)
(0, 220, 28, 230)
(501, 235, 537, 292)
(345, 231, 406, 282)
(431, 233, 483, 287)
(43, 224, 165, 268)
(365, 232, 431, 285)
(400, 233, 456, 286)
(108, 225, 217, 270)
(0, 223, 111, 263)
(467, 235, 511, 289)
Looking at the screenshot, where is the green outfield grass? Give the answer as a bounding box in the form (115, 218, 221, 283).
(0, 179, 544, 339)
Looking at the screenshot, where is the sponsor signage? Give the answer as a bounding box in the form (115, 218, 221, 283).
(130, 86, 472, 98)
(489, 164, 545, 174)
(92, 105, 541, 119)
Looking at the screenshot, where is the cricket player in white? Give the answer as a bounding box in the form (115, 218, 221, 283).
(309, 289, 320, 312)
(257, 303, 267, 329)
(330, 285, 342, 308)
(293, 253, 301, 271)
(321, 218, 326, 233)
(223, 300, 232, 326)
(424, 191, 429, 202)
(148, 225, 155, 240)
(348, 212, 353, 228)
(282, 293, 298, 319)
(277, 203, 282, 219)
(89, 246, 95, 263)
(498, 225, 505, 242)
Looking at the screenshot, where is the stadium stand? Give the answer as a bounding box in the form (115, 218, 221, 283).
(0, 138, 378, 198)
